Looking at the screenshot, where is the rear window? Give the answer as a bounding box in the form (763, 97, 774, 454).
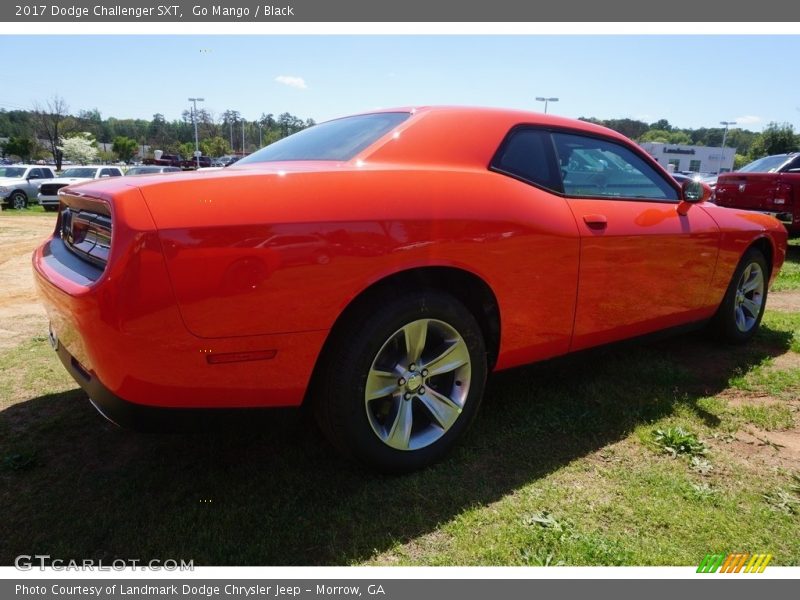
(738, 155, 791, 173)
(237, 112, 410, 164)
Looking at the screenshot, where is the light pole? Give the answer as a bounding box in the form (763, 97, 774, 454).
(719, 120, 736, 174)
(258, 123, 263, 148)
(242, 120, 246, 155)
(188, 97, 204, 168)
(536, 96, 559, 114)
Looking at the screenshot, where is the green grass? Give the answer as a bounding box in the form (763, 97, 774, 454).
(0, 204, 53, 216)
(2, 307, 799, 566)
(728, 358, 800, 399)
(774, 238, 800, 291)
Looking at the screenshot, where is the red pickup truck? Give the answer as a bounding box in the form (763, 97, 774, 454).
(715, 153, 800, 234)
(142, 153, 183, 168)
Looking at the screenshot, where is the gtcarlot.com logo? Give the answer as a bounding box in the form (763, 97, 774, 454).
(14, 555, 194, 571)
(697, 553, 772, 573)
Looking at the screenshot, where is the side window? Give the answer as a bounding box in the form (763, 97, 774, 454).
(491, 128, 562, 192)
(43, 169, 55, 178)
(553, 132, 679, 201)
(99, 169, 111, 177)
(28, 168, 43, 179)
(786, 155, 800, 172)
(110, 169, 122, 177)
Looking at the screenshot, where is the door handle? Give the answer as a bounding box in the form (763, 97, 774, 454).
(583, 214, 608, 228)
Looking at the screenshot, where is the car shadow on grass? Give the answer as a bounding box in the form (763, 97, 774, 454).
(0, 324, 793, 566)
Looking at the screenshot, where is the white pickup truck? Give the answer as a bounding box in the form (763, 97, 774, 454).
(37, 165, 124, 211)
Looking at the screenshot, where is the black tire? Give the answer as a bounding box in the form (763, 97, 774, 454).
(10, 191, 27, 210)
(711, 247, 769, 344)
(314, 290, 487, 473)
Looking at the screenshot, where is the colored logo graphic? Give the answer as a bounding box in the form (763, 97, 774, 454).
(697, 553, 772, 573)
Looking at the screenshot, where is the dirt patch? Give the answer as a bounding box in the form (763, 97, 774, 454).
(768, 290, 800, 312)
(0, 215, 56, 350)
(728, 428, 800, 470)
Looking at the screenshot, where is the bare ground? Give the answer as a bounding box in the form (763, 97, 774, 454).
(0, 215, 55, 350)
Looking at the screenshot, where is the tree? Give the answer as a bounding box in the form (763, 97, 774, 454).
(1, 136, 34, 161)
(112, 136, 138, 163)
(640, 129, 671, 143)
(749, 122, 798, 158)
(59, 132, 98, 164)
(32, 95, 73, 170)
(179, 142, 196, 160)
(200, 136, 231, 157)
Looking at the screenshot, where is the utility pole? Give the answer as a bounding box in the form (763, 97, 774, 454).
(188, 97, 204, 168)
(719, 120, 737, 174)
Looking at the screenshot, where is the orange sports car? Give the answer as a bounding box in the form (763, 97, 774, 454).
(33, 106, 787, 472)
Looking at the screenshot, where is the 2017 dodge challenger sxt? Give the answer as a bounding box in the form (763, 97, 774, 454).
(33, 106, 787, 472)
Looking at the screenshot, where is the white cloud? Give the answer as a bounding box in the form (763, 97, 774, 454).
(275, 75, 308, 90)
(732, 115, 762, 126)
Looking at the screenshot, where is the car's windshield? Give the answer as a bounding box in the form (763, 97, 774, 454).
(61, 168, 98, 178)
(738, 155, 790, 173)
(238, 112, 410, 164)
(0, 167, 25, 178)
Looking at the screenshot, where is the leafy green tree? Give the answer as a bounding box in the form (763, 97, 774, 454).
(749, 122, 798, 158)
(112, 136, 138, 163)
(1, 136, 34, 160)
(640, 129, 672, 143)
(179, 142, 197, 160)
(200, 136, 231, 157)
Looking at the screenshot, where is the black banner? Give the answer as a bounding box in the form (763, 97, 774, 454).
(2, 0, 800, 22)
(4, 579, 800, 600)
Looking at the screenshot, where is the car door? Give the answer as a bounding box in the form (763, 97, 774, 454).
(25, 168, 45, 196)
(551, 131, 721, 351)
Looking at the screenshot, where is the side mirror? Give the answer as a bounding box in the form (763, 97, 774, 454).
(678, 181, 713, 215)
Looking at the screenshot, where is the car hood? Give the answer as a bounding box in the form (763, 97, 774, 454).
(39, 177, 94, 185)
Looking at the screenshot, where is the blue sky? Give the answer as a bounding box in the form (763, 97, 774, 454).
(1, 35, 799, 131)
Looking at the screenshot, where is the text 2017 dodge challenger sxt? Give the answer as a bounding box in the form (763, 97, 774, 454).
(33, 106, 787, 472)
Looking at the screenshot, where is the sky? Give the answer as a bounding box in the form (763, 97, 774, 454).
(1, 35, 799, 131)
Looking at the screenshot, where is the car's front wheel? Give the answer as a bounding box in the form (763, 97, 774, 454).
(712, 247, 769, 344)
(10, 191, 27, 210)
(315, 291, 487, 473)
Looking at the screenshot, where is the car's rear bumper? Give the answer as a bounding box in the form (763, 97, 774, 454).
(33, 235, 329, 413)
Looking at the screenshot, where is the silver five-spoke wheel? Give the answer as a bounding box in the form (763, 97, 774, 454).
(365, 319, 471, 451)
(734, 262, 764, 333)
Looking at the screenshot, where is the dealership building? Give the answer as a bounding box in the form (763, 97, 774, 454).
(639, 142, 735, 174)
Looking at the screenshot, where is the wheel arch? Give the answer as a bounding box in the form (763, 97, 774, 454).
(305, 265, 502, 405)
(748, 235, 774, 277)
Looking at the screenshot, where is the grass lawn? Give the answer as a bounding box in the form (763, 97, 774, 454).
(0, 234, 798, 567)
(1, 205, 53, 216)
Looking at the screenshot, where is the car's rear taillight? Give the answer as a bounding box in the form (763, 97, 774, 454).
(60, 206, 112, 269)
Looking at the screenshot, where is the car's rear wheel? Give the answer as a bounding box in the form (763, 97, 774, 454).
(314, 291, 487, 473)
(10, 191, 27, 210)
(712, 247, 769, 344)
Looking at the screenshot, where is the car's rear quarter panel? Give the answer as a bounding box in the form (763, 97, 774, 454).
(140, 166, 582, 371)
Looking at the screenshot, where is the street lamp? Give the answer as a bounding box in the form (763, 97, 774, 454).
(188, 97, 204, 168)
(536, 96, 559, 114)
(719, 120, 736, 174)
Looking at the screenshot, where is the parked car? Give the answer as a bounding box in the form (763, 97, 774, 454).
(181, 156, 213, 170)
(126, 166, 183, 176)
(37, 166, 124, 211)
(142, 153, 183, 168)
(213, 155, 242, 167)
(0, 165, 56, 209)
(714, 153, 800, 234)
(33, 106, 787, 472)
